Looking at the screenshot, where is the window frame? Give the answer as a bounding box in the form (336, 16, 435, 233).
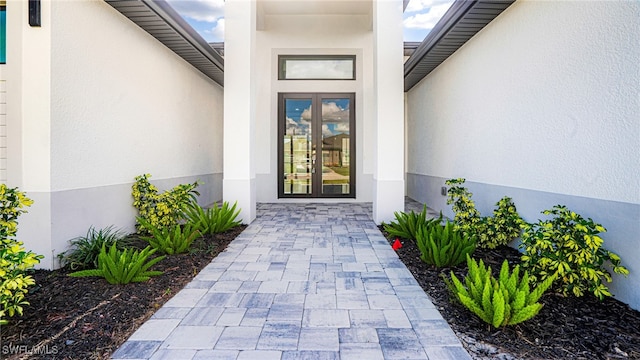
(0, 3, 6, 64)
(278, 55, 356, 81)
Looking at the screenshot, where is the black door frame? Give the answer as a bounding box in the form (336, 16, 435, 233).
(278, 92, 356, 199)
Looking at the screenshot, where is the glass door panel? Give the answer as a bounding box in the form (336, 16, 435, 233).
(283, 98, 313, 195)
(321, 98, 351, 195)
(279, 93, 355, 198)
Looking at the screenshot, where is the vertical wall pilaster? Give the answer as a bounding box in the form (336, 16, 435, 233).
(6, 0, 54, 267)
(372, 0, 405, 223)
(223, 0, 257, 223)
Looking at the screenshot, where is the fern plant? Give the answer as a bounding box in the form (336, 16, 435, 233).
(383, 205, 441, 241)
(415, 220, 476, 267)
(183, 201, 242, 235)
(520, 205, 629, 300)
(449, 255, 555, 328)
(58, 226, 129, 270)
(137, 218, 201, 255)
(69, 244, 164, 284)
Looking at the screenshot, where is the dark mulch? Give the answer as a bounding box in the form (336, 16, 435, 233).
(383, 228, 640, 360)
(0, 226, 245, 360)
(3, 224, 639, 360)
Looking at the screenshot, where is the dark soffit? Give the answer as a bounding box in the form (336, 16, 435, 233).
(105, 0, 224, 86)
(404, 0, 515, 91)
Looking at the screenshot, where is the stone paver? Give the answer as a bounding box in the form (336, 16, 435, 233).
(112, 201, 471, 359)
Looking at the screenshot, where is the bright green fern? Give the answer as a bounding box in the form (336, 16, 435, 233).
(183, 201, 242, 235)
(449, 255, 555, 328)
(415, 220, 476, 267)
(69, 244, 164, 284)
(383, 205, 441, 241)
(137, 218, 201, 255)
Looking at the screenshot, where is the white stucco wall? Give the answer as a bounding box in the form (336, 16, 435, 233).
(406, 1, 640, 308)
(407, 0, 639, 203)
(7, 0, 224, 268)
(50, 0, 223, 190)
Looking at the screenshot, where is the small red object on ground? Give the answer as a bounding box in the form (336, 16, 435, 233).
(392, 238, 402, 250)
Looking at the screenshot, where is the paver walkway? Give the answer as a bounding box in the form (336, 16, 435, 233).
(112, 202, 471, 360)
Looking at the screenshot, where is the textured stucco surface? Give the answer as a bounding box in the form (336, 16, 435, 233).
(405, 1, 640, 309)
(406, 0, 639, 204)
(9, 0, 224, 268)
(50, 0, 223, 191)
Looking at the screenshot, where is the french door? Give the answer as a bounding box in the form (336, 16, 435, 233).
(278, 93, 355, 198)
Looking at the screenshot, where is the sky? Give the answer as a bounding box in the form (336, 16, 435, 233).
(167, 0, 455, 43)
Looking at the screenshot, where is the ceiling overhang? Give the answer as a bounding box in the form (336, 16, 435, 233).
(105, 0, 224, 86)
(256, 0, 373, 30)
(404, 0, 515, 91)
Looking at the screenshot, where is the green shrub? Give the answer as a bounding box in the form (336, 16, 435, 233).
(415, 220, 476, 267)
(132, 174, 200, 232)
(0, 185, 43, 325)
(445, 178, 524, 249)
(58, 226, 129, 270)
(69, 244, 164, 284)
(383, 205, 441, 241)
(138, 218, 201, 255)
(482, 197, 525, 249)
(183, 201, 242, 235)
(520, 205, 629, 300)
(449, 255, 555, 328)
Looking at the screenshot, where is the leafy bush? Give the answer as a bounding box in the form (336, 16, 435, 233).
(383, 204, 441, 241)
(183, 201, 242, 235)
(138, 218, 201, 255)
(0, 185, 43, 324)
(482, 197, 525, 249)
(520, 205, 629, 300)
(69, 244, 164, 284)
(449, 255, 555, 328)
(445, 178, 524, 249)
(415, 220, 476, 267)
(132, 174, 200, 232)
(58, 226, 129, 270)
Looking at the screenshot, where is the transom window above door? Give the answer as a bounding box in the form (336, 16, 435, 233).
(278, 55, 356, 80)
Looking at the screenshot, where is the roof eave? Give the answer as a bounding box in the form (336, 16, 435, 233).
(403, 0, 515, 92)
(105, 0, 224, 86)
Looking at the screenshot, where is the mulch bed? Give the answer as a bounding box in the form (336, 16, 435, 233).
(383, 228, 640, 360)
(2, 224, 639, 360)
(0, 226, 245, 360)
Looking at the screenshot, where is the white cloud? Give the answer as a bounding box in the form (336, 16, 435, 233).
(211, 18, 225, 41)
(321, 102, 350, 123)
(405, 0, 453, 13)
(404, 1, 454, 30)
(322, 124, 334, 137)
(166, 0, 224, 22)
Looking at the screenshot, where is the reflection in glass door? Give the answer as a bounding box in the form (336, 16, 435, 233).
(278, 93, 355, 198)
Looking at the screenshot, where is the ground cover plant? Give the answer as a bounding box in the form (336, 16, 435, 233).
(448, 255, 555, 328)
(382, 204, 440, 242)
(57, 226, 130, 270)
(415, 220, 476, 267)
(183, 201, 242, 235)
(69, 244, 165, 285)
